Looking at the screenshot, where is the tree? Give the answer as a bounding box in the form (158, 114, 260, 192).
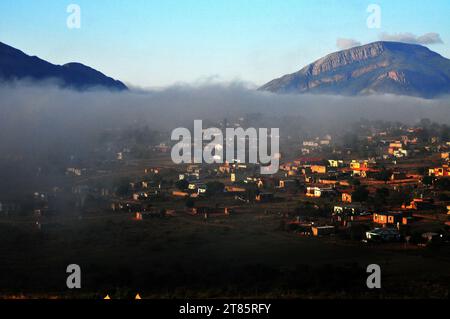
(374, 187, 389, 206)
(349, 178, 361, 186)
(185, 198, 195, 209)
(206, 181, 225, 195)
(422, 176, 434, 186)
(175, 179, 189, 191)
(352, 186, 369, 202)
(377, 169, 392, 183)
(116, 178, 131, 196)
(435, 178, 450, 191)
(376, 187, 389, 198)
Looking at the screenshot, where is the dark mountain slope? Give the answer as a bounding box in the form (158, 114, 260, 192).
(0, 41, 127, 91)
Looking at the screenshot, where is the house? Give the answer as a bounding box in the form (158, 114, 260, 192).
(429, 165, 450, 177)
(388, 141, 403, 155)
(350, 160, 371, 178)
(402, 216, 416, 225)
(328, 160, 344, 168)
(282, 163, 301, 176)
(342, 192, 352, 203)
(402, 198, 434, 210)
(179, 172, 200, 181)
(245, 177, 264, 188)
(306, 187, 336, 198)
(306, 187, 321, 198)
(365, 228, 400, 242)
(188, 181, 208, 195)
(301, 148, 311, 155)
(318, 178, 339, 185)
(255, 192, 274, 202)
(66, 167, 85, 176)
(144, 167, 160, 174)
(303, 141, 319, 148)
(333, 204, 369, 216)
(235, 194, 250, 203)
(0, 200, 21, 215)
(279, 179, 297, 189)
(218, 163, 231, 174)
(72, 185, 89, 194)
(391, 172, 407, 181)
(224, 186, 246, 193)
(135, 210, 164, 220)
(133, 192, 156, 201)
(311, 165, 327, 174)
(393, 148, 408, 158)
(350, 160, 363, 170)
(373, 211, 403, 225)
(172, 191, 189, 197)
(190, 206, 223, 218)
(197, 184, 208, 195)
(279, 163, 293, 172)
(422, 232, 443, 243)
(188, 181, 202, 191)
(186, 164, 201, 173)
(135, 212, 144, 220)
(153, 143, 170, 153)
(312, 226, 335, 237)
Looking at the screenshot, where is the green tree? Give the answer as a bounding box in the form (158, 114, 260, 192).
(206, 181, 225, 195)
(175, 179, 189, 190)
(116, 178, 131, 196)
(352, 186, 369, 202)
(185, 198, 195, 209)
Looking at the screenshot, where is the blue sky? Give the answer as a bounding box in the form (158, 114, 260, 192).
(0, 0, 449, 87)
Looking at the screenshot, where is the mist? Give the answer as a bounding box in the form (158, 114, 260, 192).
(0, 81, 449, 157)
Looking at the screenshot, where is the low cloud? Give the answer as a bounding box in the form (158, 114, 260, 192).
(0, 81, 449, 160)
(336, 38, 361, 50)
(379, 32, 443, 45)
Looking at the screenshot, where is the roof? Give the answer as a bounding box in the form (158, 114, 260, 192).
(367, 228, 399, 235)
(313, 226, 335, 230)
(375, 211, 403, 216)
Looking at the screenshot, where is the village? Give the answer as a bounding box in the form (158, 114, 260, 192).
(0, 117, 449, 297)
(2, 118, 450, 245)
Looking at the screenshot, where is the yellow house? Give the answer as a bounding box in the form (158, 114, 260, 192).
(311, 165, 327, 174)
(373, 212, 402, 225)
(312, 226, 335, 237)
(342, 193, 352, 203)
(350, 160, 360, 169)
(388, 142, 403, 155)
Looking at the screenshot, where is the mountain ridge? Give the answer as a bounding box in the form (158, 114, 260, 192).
(0, 41, 127, 91)
(259, 41, 450, 98)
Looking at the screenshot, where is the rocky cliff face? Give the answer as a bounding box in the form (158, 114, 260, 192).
(260, 41, 450, 98)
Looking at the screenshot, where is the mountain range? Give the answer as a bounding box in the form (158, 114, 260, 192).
(259, 41, 450, 98)
(2, 41, 450, 97)
(0, 41, 127, 91)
